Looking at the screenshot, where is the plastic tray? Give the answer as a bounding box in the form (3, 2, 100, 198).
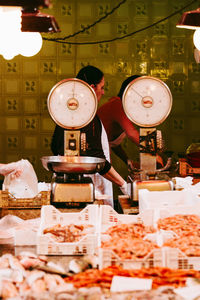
(37, 204, 99, 255)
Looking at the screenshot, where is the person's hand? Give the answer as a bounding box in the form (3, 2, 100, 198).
(127, 159, 140, 171)
(156, 154, 164, 168)
(0, 163, 22, 178)
(119, 181, 131, 196)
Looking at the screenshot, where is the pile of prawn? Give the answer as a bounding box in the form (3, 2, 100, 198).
(101, 223, 158, 259)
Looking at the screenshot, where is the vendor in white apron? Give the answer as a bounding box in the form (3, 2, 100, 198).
(90, 123, 113, 206)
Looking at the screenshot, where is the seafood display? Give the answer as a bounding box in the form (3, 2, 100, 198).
(65, 265, 200, 289)
(157, 214, 200, 237)
(101, 223, 158, 259)
(101, 237, 159, 259)
(164, 235, 200, 256)
(0, 252, 199, 299)
(43, 223, 95, 243)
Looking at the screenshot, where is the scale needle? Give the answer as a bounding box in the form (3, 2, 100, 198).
(131, 87, 143, 99)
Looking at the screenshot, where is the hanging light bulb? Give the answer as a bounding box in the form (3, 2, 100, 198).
(0, 6, 21, 59)
(193, 29, 200, 50)
(19, 32, 43, 57)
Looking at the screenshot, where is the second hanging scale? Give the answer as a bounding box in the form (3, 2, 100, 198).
(121, 76, 174, 212)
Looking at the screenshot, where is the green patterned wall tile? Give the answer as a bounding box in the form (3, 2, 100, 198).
(40, 134, 52, 151)
(41, 118, 55, 132)
(23, 79, 38, 94)
(77, 45, 96, 56)
(22, 60, 39, 75)
(23, 117, 38, 131)
(115, 42, 129, 56)
(171, 62, 186, 74)
(172, 118, 185, 131)
(59, 3, 73, 17)
(98, 3, 110, 16)
(135, 61, 148, 74)
(190, 80, 200, 94)
(150, 61, 169, 79)
(5, 61, 19, 74)
(135, 1, 148, 18)
(40, 60, 56, 75)
(5, 97, 20, 113)
(58, 44, 74, 57)
(150, 39, 169, 59)
(23, 97, 38, 113)
(6, 136, 19, 150)
(191, 99, 200, 112)
(78, 23, 92, 36)
(96, 23, 111, 36)
(117, 23, 128, 35)
(152, 1, 168, 17)
(190, 118, 200, 132)
(58, 60, 74, 76)
(113, 59, 132, 75)
(24, 136, 37, 150)
(171, 38, 185, 56)
(57, 22, 74, 36)
(4, 79, 19, 94)
(40, 96, 48, 113)
(153, 22, 168, 37)
(171, 134, 186, 152)
(134, 39, 148, 59)
(40, 41, 57, 57)
(171, 98, 185, 114)
(98, 43, 111, 55)
(171, 79, 185, 94)
(40, 79, 57, 94)
(6, 117, 20, 130)
(78, 3, 92, 17)
(189, 61, 200, 75)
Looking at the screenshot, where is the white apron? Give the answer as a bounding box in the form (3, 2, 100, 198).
(89, 123, 113, 207)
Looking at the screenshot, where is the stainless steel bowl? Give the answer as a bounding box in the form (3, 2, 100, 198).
(41, 156, 106, 174)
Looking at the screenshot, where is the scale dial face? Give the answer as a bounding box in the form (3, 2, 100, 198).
(47, 78, 98, 129)
(122, 76, 173, 127)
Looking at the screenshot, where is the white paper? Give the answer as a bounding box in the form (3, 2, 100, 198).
(175, 286, 200, 300)
(110, 276, 152, 292)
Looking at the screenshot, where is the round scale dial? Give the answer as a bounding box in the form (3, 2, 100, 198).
(47, 78, 97, 129)
(122, 76, 172, 127)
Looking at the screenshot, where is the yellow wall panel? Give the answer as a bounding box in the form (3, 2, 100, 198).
(24, 136, 37, 149)
(6, 117, 19, 130)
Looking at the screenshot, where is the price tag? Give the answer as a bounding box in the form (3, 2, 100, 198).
(110, 276, 152, 292)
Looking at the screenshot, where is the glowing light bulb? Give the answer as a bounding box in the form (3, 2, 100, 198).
(19, 32, 43, 57)
(193, 29, 200, 50)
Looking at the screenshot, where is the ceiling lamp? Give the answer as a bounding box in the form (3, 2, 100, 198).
(0, 0, 60, 60)
(176, 8, 200, 52)
(0, 1, 50, 8)
(176, 8, 200, 30)
(21, 8, 60, 33)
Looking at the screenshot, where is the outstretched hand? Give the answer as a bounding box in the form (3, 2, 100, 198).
(0, 163, 22, 178)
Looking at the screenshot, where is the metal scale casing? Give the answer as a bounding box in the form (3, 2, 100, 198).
(122, 76, 174, 203)
(41, 78, 105, 206)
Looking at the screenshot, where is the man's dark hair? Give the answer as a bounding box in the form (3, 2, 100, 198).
(76, 65, 104, 85)
(118, 75, 141, 99)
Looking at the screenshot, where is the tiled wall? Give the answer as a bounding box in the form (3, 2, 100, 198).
(0, 0, 200, 184)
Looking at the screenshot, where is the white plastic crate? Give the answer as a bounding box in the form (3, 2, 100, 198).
(36, 204, 99, 255)
(98, 247, 164, 270)
(139, 189, 199, 213)
(99, 205, 154, 234)
(98, 205, 162, 269)
(164, 247, 200, 270)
